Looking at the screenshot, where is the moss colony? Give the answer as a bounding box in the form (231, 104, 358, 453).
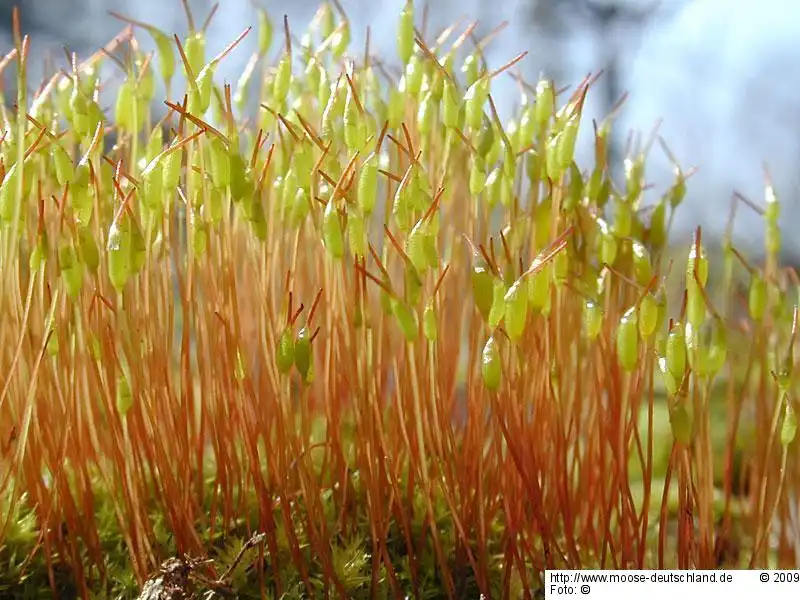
(0, 1, 798, 598)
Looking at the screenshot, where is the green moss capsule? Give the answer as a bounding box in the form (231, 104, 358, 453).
(387, 87, 404, 129)
(30, 233, 48, 272)
(70, 164, 93, 226)
(0, 162, 32, 224)
(281, 168, 298, 214)
(638, 294, 660, 339)
(58, 241, 83, 299)
(534, 79, 554, 127)
(422, 229, 438, 269)
(77, 226, 99, 274)
(461, 52, 479, 86)
(294, 144, 314, 189)
(484, 166, 502, 210)
(276, 328, 295, 375)
(518, 104, 537, 148)
(667, 175, 686, 209)
(686, 279, 706, 329)
(423, 299, 437, 342)
(343, 93, 367, 152)
(583, 299, 603, 341)
(348, 209, 367, 258)
(600, 230, 617, 267)
(616, 308, 639, 372)
(53, 144, 74, 186)
(141, 160, 164, 211)
(107, 220, 131, 291)
(765, 184, 780, 224)
(234, 348, 247, 381)
(146, 127, 164, 162)
(472, 264, 494, 321)
(777, 343, 794, 392)
(88, 332, 101, 361)
(291, 187, 311, 228)
(442, 79, 459, 128)
(392, 185, 413, 232)
(257, 8, 273, 55)
(294, 326, 312, 381)
(698, 320, 727, 378)
(666, 322, 686, 381)
(397, 0, 415, 65)
(687, 240, 708, 287)
(188, 211, 207, 257)
(501, 219, 528, 256)
(162, 147, 181, 193)
(322, 200, 345, 259)
(440, 50, 455, 77)
(563, 162, 583, 212)
(670, 402, 692, 445)
(134, 58, 156, 105)
(185, 31, 206, 78)
(749, 274, 767, 322)
(658, 356, 677, 395)
(116, 374, 133, 416)
(544, 134, 564, 182)
(766, 223, 781, 256)
(319, 2, 336, 38)
(475, 114, 495, 158)
(404, 265, 422, 307)
(331, 20, 350, 58)
(557, 114, 579, 173)
(315, 64, 331, 108)
(682, 322, 698, 371)
(503, 280, 529, 342)
(481, 335, 502, 391)
(469, 155, 486, 196)
(404, 219, 428, 274)
(229, 153, 254, 202)
(246, 199, 268, 241)
(404, 54, 423, 98)
(392, 299, 418, 342)
(624, 156, 644, 201)
(150, 29, 175, 87)
(303, 58, 321, 94)
(464, 78, 489, 131)
(782, 401, 797, 446)
(416, 91, 434, 135)
(595, 177, 611, 210)
(649, 200, 667, 249)
(205, 187, 223, 225)
(525, 149, 547, 185)
(631, 241, 652, 287)
(552, 247, 569, 287)
(190, 64, 215, 115)
(408, 165, 429, 198)
(115, 77, 134, 127)
(127, 217, 144, 275)
(488, 278, 507, 329)
(528, 264, 551, 311)
(208, 137, 231, 190)
(46, 326, 60, 356)
(273, 55, 292, 103)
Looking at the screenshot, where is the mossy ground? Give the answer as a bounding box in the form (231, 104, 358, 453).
(0, 399, 755, 598)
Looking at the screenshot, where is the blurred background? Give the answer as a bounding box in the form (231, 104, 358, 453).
(1, 0, 798, 262)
